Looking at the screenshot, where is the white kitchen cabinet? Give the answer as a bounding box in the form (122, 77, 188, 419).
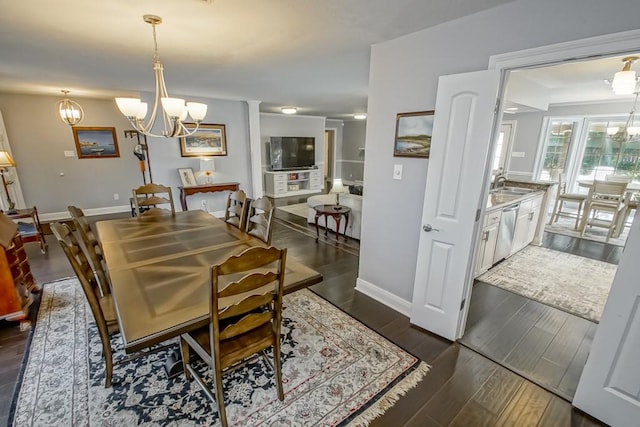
(264, 169, 323, 198)
(474, 209, 501, 277)
(511, 193, 544, 256)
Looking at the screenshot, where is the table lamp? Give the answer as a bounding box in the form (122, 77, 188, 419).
(0, 151, 16, 212)
(330, 179, 348, 206)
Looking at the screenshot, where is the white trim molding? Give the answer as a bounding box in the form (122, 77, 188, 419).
(40, 205, 131, 222)
(338, 160, 365, 164)
(355, 277, 411, 317)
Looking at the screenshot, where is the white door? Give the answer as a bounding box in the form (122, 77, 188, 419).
(573, 215, 640, 425)
(410, 70, 501, 340)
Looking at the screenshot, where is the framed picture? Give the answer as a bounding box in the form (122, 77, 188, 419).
(179, 123, 227, 157)
(177, 167, 197, 187)
(72, 127, 120, 159)
(393, 111, 434, 158)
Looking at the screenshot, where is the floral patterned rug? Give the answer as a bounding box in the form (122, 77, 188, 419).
(11, 278, 429, 426)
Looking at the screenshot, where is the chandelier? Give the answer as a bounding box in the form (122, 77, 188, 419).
(607, 90, 640, 143)
(115, 15, 207, 138)
(57, 90, 84, 126)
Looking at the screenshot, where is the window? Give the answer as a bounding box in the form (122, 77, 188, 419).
(577, 119, 640, 184)
(538, 120, 577, 181)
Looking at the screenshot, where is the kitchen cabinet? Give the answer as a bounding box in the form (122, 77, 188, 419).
(474, 190, 544, 278)
(474, 209, 502, 276)
(511, 193, 544, 256)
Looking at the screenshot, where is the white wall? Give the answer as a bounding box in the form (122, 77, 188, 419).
(360, 0, 640, 302)
(0, 92, 252, 216)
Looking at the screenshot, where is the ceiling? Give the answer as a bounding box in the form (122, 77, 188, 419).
(0, 0, 512, 120)
(505, 54, 640, 113)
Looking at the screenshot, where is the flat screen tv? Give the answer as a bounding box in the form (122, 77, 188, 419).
(268, 136, 315, 170)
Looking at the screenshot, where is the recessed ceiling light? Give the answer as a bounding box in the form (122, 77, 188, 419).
(353, 113, 367, 120)
(505, 107, 519, 111)
(281, 107, 297, 115)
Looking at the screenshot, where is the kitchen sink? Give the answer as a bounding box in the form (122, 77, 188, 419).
(490, 186, 536, 195)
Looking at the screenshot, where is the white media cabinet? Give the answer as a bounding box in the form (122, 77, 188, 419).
(264, 169, 323, 198)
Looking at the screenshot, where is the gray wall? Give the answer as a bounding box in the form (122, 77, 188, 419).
(341, 120, 366, 183)
(361, 0, 640, 302)
(260, 113, 326, 186)
(0, 92, 252, 216)
(507, 101, 636, 176)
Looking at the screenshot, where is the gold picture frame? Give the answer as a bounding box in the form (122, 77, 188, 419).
(179, 123, 227, 157)
(73, 127, 120, 159)
(393, 111, 434, 158)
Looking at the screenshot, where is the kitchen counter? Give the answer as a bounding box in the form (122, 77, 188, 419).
(486, 188, 545, 210)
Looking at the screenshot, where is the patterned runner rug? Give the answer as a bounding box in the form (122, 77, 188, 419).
(477, 246, 616, 322)
(11, 278, 428, 426)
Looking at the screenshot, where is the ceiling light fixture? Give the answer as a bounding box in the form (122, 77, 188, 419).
(608, 90, 640, 142)
(57, 90, 84, 126)
(611, 56, 638, 95)
(115, 15, 207, 138)
(281, 107, 297, 115)
(353, 113, 367, 120)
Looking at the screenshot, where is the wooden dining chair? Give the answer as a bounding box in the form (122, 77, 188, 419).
(579, 180, 628, 241)
(246, 197, 275, 245)
(51, 222, 171, 387)
(132, 183, 176, 216)
(67, 205, 85, 221)
(224, 190, 248, 230)
(50, 222, 119, 387)
(180, 246, 287, 427)
(549, 172, 587, 229)
(70, 211, 110, 297)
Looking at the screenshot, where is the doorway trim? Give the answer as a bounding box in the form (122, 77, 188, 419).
(325, 128, 337, 189)
(451, 28, 640, 340)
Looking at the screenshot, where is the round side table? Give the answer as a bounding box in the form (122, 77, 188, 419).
(313, 204, 351, 243)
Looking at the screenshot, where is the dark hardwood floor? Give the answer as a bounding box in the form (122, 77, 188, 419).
(460, 231, 620, 402)
(0, 207, 605, 426)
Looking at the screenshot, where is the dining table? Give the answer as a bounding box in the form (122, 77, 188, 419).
(96, 210, 323, 354)
(576, 180, 639, 237)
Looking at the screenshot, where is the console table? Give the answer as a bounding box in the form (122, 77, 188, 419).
(179, 183, 240, 211)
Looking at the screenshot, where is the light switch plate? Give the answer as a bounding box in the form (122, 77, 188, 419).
(393, 164, 403, 180)
(64, 150, 75, 157)
(511, 151, 525, 158)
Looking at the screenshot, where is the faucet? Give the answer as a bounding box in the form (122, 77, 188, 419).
(492, 173, 507, 190)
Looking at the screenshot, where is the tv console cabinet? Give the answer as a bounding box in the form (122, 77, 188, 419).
(264, 169, 322, 198)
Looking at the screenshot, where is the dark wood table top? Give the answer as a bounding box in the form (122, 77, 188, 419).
(96, 210, 322, 352)
(313, 204, 351, 214)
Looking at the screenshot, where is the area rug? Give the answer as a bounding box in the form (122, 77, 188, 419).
(276, 203, 309, 219)
(545, 214, 630, 247)
(477, 246, 616, 322)
(11, 278, 428, 426)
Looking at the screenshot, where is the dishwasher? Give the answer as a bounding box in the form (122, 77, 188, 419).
(493, 203, 519, 264)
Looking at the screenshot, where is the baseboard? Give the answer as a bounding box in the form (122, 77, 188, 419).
(39, 205, 132, 222)
(355, 278, 411, 317)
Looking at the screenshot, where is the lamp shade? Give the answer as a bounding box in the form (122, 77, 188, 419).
(612, 70, 637, 95)
(329, 179, 347, 194)
(116, 97, 144, 117)
(0, 151, 16, 168)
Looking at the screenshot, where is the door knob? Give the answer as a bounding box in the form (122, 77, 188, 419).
(423, 224, 440, 232)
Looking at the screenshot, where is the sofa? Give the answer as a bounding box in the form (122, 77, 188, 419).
(306, 192, 363, 240)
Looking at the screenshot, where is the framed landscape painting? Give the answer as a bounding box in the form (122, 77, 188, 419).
(73, 127, 120, 159)
(180, 123, 227, 157)
(393, 111, 434, 158)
